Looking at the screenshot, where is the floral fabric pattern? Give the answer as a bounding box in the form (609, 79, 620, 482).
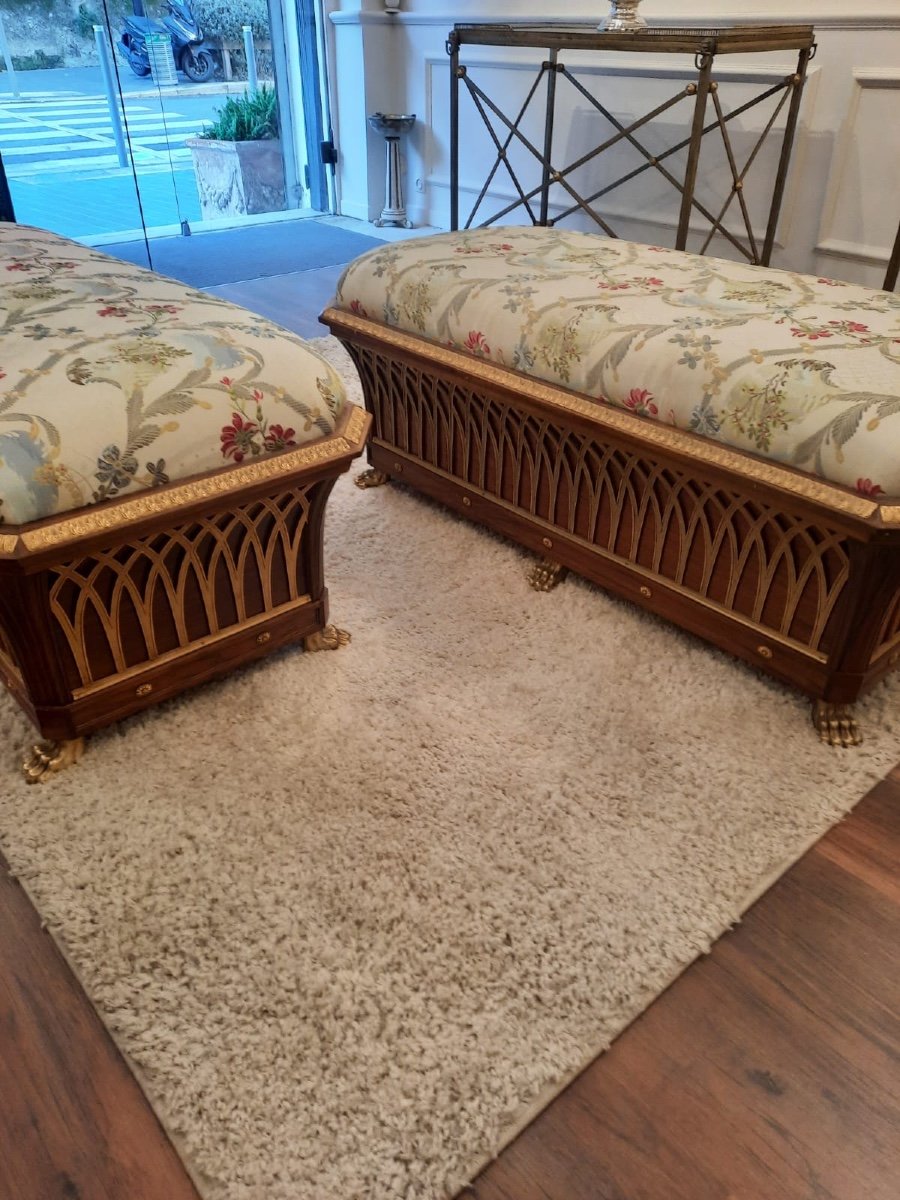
(336, 227, 900, 499)
(0, 225, 346, 524)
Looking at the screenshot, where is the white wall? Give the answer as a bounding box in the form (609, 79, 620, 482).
(328, 2, 900, 286)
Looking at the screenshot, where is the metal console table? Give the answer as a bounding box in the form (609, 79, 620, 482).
(448, 23, 816, 266)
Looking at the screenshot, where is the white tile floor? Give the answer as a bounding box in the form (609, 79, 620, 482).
(207, 217, 440, 339)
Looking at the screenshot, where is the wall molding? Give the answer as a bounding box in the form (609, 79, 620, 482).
(423, 49, 812, 251)
(816, 238, 893, 266)
(425, 49, 808, 86)
(815, 68, 900, 263)
(428, 175, 782, 250)
(331, 9, 900, 31)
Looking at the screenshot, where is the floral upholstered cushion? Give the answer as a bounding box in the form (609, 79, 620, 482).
(0, 224, 346, 525)
(336, 226, 900, 499)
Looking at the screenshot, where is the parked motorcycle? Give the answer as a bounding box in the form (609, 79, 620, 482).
(119, 1, 218, 83)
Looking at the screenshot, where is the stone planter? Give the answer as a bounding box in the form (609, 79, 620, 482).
(186, 137, 287, 220)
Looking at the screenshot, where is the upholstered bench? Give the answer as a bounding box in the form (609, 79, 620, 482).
(0, 224, 369, 781)
(323, 226, 900, 746)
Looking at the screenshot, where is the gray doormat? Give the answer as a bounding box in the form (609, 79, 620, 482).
(105, 219, 383, 288)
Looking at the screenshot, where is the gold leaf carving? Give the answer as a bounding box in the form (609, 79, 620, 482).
(0, 403, 368, 557)
(325, 309, 881, 523)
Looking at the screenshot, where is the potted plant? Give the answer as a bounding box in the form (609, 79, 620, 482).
(186, 85, 287, 219)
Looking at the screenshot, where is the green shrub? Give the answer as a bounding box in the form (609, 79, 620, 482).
(200, 85, 278, 141)
(3, 50, 65, 71)
(75, 3, 99, 38)
(191, 0, 268, 41)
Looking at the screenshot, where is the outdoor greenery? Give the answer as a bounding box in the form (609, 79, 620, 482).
(75, 2, 99, 38)
(191, 0, 268, 41)
(199, 85, 278, 141)
(1, 50, 64, 70)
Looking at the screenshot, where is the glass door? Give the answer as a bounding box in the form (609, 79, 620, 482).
(0, 0, 327, 274)
(0, 0, 147, 246)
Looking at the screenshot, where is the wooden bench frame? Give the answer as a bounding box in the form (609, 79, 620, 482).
(0, 404, 370, 782)
(323, 306, 900, 746)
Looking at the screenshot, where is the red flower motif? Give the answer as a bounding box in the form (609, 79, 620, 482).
(264, 424, 297, 452)
(463, 330, 491, 357)
(622, 388, 658, 418)
(856, 478, 885, 498)
(828, 320, 869, 333)
(454, 242, 514, 255)
(790, 326, 833, 340)
(146, 304, 180, 314)
(221, 376, 233, 387)
(6, 263, 28, 272)
(597, 281, 631, 290)
(97, 305, 130, 318)
(220, 413, 259, 463)
(349, 299, 368, 317)
(252, 389, 264, 404)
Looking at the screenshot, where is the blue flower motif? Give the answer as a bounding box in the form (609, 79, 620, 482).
(146, 459, 169, 487)
(689, 404, 721, 437)
(96, 445, 138, 492)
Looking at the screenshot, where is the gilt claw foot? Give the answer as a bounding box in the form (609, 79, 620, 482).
(526, 558, 569, 593)
(304, 624, 351, 653)
(812, 701, 862, 749)
(355, 469, 390, 490)
(23, 737, 85, 784)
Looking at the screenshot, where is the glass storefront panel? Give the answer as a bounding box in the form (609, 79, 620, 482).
(0, 0, 314, 271)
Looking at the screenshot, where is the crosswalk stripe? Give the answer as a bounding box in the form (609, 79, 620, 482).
(2, 100, 155, 111)
(4, 143, 120, 156)
(6, 153, 193, 175)
(1, 97, 209, 175)
(45, 115, 202, 127)
(129, 135, 195, 145)
(14, 100, 177, 110)
(1, 130, 94, 141)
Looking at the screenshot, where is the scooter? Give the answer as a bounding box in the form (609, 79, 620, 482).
(119, 0, 218, 83)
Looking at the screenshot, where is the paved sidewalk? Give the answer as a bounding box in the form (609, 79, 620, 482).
(10, 165, 201, 239)
(0, 64, 282, 237)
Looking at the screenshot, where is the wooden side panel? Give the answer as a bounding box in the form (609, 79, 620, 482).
(0, 473, 344, 741)
(0, 858, 204, 1200)
(343, 336, 900, 703)
(47, 485, 315, 691)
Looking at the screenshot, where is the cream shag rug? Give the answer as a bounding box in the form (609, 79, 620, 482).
(1, 339, 898, 1200)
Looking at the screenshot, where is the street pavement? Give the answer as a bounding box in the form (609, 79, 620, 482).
(0, 63, 247, 100)
(0, 65, 251, 238)
(0, 93, 214, 175)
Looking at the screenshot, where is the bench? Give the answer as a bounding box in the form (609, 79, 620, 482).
(323, 225, 900, 746)
(0, 224, 369, 781)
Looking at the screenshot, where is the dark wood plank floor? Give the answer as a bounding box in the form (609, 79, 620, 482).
(2, 769, 898, 1200)
(0, 855, 202, 1200)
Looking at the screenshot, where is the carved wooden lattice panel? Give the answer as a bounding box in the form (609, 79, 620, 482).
(0, 624, 24, 688)
(873, 591, 900, 663)
(352, 345, 851, 653)
(49, 487, 312, 688)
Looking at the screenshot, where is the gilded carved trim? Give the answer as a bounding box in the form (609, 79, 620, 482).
(0, 403, 370, 557)
(325, 309, 884, 523)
